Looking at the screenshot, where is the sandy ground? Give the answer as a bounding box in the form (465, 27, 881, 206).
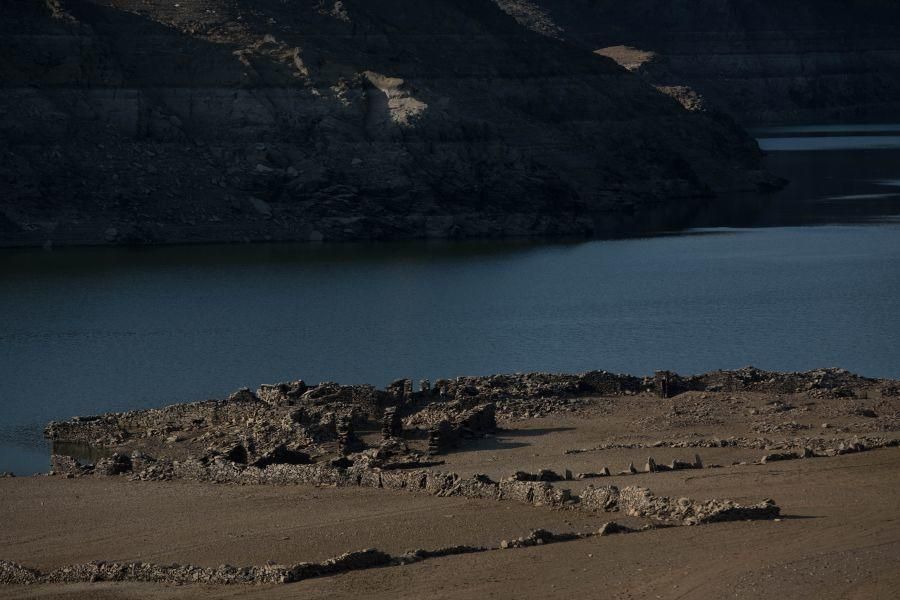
(2, 388, 899, 599)
(1, 449, 898, 599)
(0, 478, 601, 570)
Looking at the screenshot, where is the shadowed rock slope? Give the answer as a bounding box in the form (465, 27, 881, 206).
(0, 0, 775, 246)
(498, 0, 900, 124)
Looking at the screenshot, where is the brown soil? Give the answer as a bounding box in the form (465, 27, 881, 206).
(3, 386, 899, 599)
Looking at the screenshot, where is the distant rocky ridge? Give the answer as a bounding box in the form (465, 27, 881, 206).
(0, 0, 775, 247)
(498, 0, 900, 124)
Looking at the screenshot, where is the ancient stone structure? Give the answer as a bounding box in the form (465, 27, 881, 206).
(0, 550, 393, 586)
(386, 379, 412, 406)
(0, 520, 665, 587)
(653, 371, 678, 398)
(426, 421, 453, 455)
(381, 407, 402, 440)
(35, 362, 900, 591)
(46, 451, 781, 528)
(619, 486, 779, 525)
(578, 486, 620, 512)
(34, 367, 900, 591)
(336, 416, 357, 456)
(42, 367, 897, 489)
(46, 367, 887, 448)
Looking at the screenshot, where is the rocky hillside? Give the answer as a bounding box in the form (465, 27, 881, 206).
(498, 0, 900, 124)
(0, 0, 774, 246)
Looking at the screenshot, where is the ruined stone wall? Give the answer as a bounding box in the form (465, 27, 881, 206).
(49, 453, 779, 526)
(619, 486, 779, 525)
(46, 368, 890, 449)
(0, 550, 394, 586)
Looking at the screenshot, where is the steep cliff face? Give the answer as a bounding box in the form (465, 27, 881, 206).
(499, 0, 900, 124)
(0, 0, 772, 246)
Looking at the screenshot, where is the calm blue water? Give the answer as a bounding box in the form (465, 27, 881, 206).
(757, 136, 900, 152)
(2, 126, 900, 474)
(753, 124, 900, 135)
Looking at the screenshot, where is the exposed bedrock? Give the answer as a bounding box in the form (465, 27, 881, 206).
(497, 0, 900, 124)
(0, 0, 776, 247)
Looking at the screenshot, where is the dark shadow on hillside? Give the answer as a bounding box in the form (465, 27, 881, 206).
(500, 427, 576, 437)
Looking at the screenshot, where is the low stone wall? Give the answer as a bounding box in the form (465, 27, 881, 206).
(497, 479, 573, 507)
(3, 515, 721, 589)
(0, 562, 39, 585)
(49, 454, 779, 525)
(619, 486, 779, 525)
(0, 527, 640, 587)
(675, 367, 880, 397)
(578, 485, 620, 512)
(1, 549, 392, 586)
(425, 403, 498, 454)
(45, 415, 127, 446)
(567, 436, 899, 458)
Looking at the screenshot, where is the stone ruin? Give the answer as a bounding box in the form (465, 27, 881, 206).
(40, 366, 897, 510)
(47, 450, 780, 528)
(45, 367, 894, 455)
(650, 367, 882, 399)
(41, 365, 893, 527)
(381, 407, 402, 440)
(0, 517, 688, 587)
(335, 415, 358, 455)
(618, 487, 780, 526)
(27, 368, 877, 588)
(424, 403, 497, 455)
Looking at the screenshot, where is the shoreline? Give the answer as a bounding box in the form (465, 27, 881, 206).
(2, 366, 898, 597)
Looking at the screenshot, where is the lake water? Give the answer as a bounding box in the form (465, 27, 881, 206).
(2, 125, 900, 474)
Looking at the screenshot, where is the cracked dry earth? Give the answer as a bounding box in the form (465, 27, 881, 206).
(2, 369, 899, 599)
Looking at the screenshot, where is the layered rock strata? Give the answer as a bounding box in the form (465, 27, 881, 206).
(496, 0, 900, 124)
(0, 0, 775, 246)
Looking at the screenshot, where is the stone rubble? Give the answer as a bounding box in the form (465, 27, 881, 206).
(381, 407, 402, 440)
(499, 528, 584, 549)
(46, 452, 779, 528)
(602, 454, 708, 475)
(39, 367, 895, 540)
(566, 436, 899, 456)
(0, 521, 641, 587)
(597, 521, 635, 536)
(618, 486, 779, 526)
(17, 367, 884, 588)
(1, 550, 392, 586)
(1, 508, 750, 589)
(45, 368, 892, 456)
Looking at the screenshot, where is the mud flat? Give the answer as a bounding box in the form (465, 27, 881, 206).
(2, 367, 899, 598)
